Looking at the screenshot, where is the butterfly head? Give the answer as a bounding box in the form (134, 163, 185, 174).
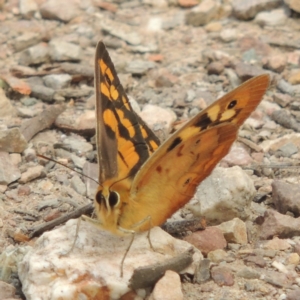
(94, 184, 121, 228)
(95, 186, 120, 215)
(93, 178, 132, 235)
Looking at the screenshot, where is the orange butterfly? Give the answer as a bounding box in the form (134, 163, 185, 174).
(85, 41, 270, 237)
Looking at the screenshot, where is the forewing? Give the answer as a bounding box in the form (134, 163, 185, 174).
(95, 41, 160, 183)
(126, 74, 270, 227)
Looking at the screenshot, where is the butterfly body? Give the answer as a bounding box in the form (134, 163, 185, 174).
(93, 41, 270, 236)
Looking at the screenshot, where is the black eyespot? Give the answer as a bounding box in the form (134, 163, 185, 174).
(109, 191, 119, 207)
(228, 100, 237, 109)
(95, 191, 105, 205)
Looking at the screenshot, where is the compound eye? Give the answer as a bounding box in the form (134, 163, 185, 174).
(109, 191, 119, 207)
(95, 190, 105, 205)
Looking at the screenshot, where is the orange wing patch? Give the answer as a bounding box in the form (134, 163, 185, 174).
(95, 42, 160, 183)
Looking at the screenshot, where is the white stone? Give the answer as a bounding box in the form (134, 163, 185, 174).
(83, 161, 98, 199)
(43, 74, 72, 90)
(19, 0, 38, 19)
(254, 8, 289, 27)
(19, 220, 201, 300)
(19, 165, 44, 184)
(150, 270, 183, 300)
(139, 104, 177, 138)
(0, 152, 21, 184)
(260, 133, 300, 153)
(220, 29, 237, 43)
(147, 17, 163, 31)
(190, 166, 255, 224)
(271, 261, 288, 274)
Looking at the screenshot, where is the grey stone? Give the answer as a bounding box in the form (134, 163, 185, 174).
(14, 32, 42, 52)
(71, 175, 86, 196)
(192, 167, 255, 224)
(233, 0, 282, 20)
(275, 142, 298, 158)
(242, 48, 260, 63)
(30, 85, 55, 102)
(99, 17, 142, 45)
(194, 258, 210, 283)
(19, 43, 50, 66)
(236, 267, 260, 279)
(125, 60, 156, 75)
(70, 154, 86, 169)
(43, 74, 72, 90)
(262, 270, 291, 288)
(277, 79, 296, 95)
(63, 136, 93, 153)
(40, 0, 80, 22)
(273, 93, 292, 108)
(49, 40, 82, 62)
(235, 62, 266, 81)
(20, 97, 38, 106)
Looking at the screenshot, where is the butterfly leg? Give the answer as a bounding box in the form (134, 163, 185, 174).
(146, 219, 154, 252)
(119, 231, 135, 278)
(63, 214, 104, 255)
(128, 215, 155, 251)
(60, 216, 82, 256)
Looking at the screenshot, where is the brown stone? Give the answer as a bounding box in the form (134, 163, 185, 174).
(184, 227, 226, 256)
(211, 266, 234, 286)
(272, 180, 300, 217)
(259, 209, 300, 239)
(178, 0, 198, 8)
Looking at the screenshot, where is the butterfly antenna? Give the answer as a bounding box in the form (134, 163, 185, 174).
(37, 154, 100, 186)
(109, 174, 131, 190)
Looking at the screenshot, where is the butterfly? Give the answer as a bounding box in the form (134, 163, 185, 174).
(88, 41, 270, 237)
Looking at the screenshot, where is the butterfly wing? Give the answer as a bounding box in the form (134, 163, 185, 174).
(95, 41, 160, 184)
(119, 74, 270, 230)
